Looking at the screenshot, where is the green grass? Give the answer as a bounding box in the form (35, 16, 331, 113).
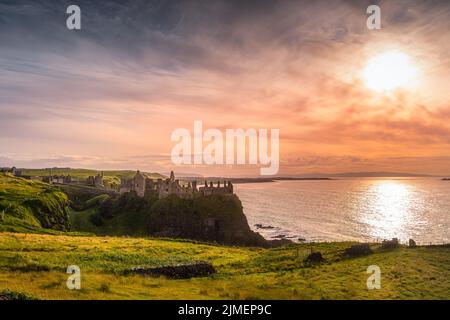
(69, 191, 152, 237)
(0, 174, 70, 232)
(20, 168, 165, 179)
(0, 288, 39, 300)
(70, 207, 150, 237)
(2, 172, 449, 300)
(20, 168, 165, 188)
(0, 232, 448, 300)
(84, 194, 110, 208)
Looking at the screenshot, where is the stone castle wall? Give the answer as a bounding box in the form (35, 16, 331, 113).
(119, 171, 233, 199)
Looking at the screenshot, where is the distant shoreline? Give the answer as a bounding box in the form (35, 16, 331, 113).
(229, 177, 333, 184)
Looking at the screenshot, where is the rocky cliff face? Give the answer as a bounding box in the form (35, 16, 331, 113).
(147, 194, 266, 246)
(89, 191, 267, 246)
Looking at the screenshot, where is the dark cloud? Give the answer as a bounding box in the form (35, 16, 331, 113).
(0, 0, 449, 174)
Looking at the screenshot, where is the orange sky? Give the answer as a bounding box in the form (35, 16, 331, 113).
(0, 0, 449, 176)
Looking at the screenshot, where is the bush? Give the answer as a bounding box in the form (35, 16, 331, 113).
(0, 289, 39, 300)
(99, 198, 114, 219)
(304, 252, 325, 264)
(344, 244, 373, 257)
(98, 282, 111, 293)
(381, 238, 400, 249)
(89, 213, 103, 226)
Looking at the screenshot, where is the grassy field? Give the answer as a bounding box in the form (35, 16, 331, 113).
(1, 173, 449, 300)
(19, 168, 166, 190)
(0, 232, 448, 300)
(20, 168, 166, 180)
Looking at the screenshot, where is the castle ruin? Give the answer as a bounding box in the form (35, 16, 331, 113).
(86, 172, 104, 188)
(119, 170, 233, 199)
(43, 174, 72, 184)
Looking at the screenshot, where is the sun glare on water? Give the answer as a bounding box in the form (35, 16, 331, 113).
(362, 181, 417, 241)
(363, 50, 419, 92)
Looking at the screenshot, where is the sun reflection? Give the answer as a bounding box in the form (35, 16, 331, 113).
(362, 181, 414, 241)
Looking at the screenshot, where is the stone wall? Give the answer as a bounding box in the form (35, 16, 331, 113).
(119, 171, 233, 199)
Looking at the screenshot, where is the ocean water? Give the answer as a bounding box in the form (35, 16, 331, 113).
(234, 178, 450, 244)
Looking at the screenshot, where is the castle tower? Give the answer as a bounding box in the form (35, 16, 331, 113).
(170, 171, 175, 182)
(133, 170, 146, 196)
(228, 181, 233, 193)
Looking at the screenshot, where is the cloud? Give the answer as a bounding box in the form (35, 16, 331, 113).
(0, 0, 449, 175)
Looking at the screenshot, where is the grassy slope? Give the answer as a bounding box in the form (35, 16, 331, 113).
(0, 174, 70, 233)
(70, 206, 150, 236)
(0, 232, 448, 300)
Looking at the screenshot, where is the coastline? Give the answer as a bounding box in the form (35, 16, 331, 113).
(230, 177, 333, 184)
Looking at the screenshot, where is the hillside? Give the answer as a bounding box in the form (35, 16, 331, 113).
(20, 168, 166, 190)
(0, 173, 449, 300)
(0, 173, 265, 246)
(20, 168, 166, 180)
(0, 174, 70, 233)
(71, 191, 266, 246)
(0, 232, 448, 299)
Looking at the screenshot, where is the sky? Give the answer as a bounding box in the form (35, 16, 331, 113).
(0, 0, 449, 176)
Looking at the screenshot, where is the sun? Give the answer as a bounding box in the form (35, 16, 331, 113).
(363, 50, 419, 92)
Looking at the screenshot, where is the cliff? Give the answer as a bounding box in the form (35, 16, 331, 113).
(72, 191, 267, 246)
(147, 193, 266, 246)
(0, 173, 268, 246)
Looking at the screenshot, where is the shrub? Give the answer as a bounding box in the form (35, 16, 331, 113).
(344, 244, 373, 257)
(381, 238, 400, 249)
(99, 198, 114, 219)
(89, 213, 103, 226)
(0, 289, 39, 300)
(98, 282, 111, 293)
(304, 252, 325, 264)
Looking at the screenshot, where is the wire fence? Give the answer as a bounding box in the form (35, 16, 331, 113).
(298, 239, 450, 247)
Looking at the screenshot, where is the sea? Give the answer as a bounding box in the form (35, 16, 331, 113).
(234, 178, 450, 244)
